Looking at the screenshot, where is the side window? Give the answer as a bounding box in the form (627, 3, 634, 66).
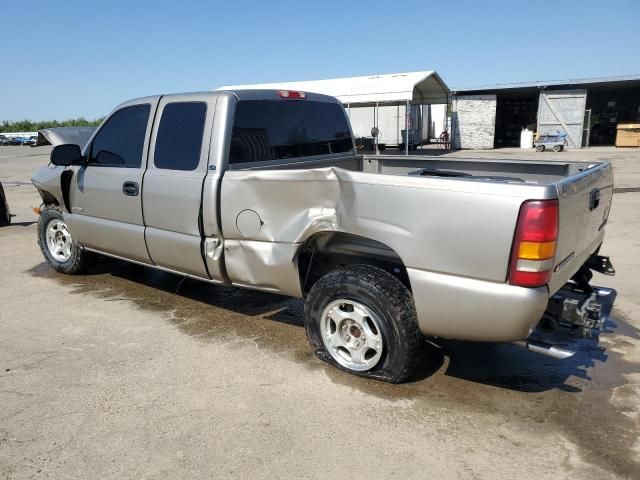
(89, 104, 150, 168)
(154, 102, 207, 171)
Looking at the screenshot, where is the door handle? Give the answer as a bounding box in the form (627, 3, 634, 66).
(122, 181, 139, 196)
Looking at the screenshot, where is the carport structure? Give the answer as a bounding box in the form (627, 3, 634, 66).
(219, 71, 450, 155)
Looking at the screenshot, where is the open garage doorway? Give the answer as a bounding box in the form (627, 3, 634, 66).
(494, 91, 539, 148)
(586, 84, 640, 146)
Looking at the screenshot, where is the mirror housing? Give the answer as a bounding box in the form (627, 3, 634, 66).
(50, 144, 85, 167)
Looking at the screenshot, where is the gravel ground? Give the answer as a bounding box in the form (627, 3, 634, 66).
(1, 145, 639, 479)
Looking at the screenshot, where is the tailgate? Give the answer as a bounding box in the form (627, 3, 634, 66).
(548, 162, 613, 294)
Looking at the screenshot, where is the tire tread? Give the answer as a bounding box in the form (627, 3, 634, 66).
(37, 206, 92, 274)
(305, 264, 423, 383)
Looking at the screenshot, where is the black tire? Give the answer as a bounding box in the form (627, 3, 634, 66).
(37, 206, 92, 274)
(536, 145, 545, 152)
(0, 183, 10, 226)
(552, 145, 562, 153)
(304, 265, 423, 383)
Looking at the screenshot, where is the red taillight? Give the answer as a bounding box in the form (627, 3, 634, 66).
(277, 90, 306, 99)
(509, 200, 559, 287)
(517, 200, 558, 242)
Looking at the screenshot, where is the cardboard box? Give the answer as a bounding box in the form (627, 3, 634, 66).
(616, 123, 640, 148)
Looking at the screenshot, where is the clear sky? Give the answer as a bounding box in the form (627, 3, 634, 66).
(2, 0, 639, 121)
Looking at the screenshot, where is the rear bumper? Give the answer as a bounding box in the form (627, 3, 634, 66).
(407, 268, 548, 342)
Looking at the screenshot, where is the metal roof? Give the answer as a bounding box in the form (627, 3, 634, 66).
(218, 71, 450, 105)
(453, 74, 640, 93)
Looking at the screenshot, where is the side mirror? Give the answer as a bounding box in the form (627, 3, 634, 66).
(50, 144, 85, 167)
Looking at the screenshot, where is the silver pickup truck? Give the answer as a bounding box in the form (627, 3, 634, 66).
(32, 89, 616, 383)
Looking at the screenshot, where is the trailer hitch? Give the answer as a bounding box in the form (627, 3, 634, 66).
(515, 255, 617, 358)
(539, 284, 617, 337)
(516, 283, 617, 359)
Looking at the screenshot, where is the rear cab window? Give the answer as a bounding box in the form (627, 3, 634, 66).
(229, 98, 353, 165)
(154, 102, 207, 171)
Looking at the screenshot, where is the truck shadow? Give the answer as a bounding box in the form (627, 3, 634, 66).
(83, 257, 302, 320)
(436, 335, 608, 393)
(29, 257, 637, 396)
(437, 314, 640, 393)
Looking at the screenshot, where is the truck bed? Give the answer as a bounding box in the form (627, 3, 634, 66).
(361, 155, 596, 185)
(239, 152, 601, 185)
(361, 155, 613, 295)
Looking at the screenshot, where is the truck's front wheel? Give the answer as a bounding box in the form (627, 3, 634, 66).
(304, 265, 423, 383)
(0, 183, 10, 226)
(38, 207, 92, 274)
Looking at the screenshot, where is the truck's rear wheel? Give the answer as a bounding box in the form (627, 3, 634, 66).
(304, 265, 423, 383)
(38, 207, 92, 274)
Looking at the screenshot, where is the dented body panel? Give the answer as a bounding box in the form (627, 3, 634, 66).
(31, 89, 614, 343)
(31, 164, 67, 207)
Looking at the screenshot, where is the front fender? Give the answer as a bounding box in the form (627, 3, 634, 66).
(31, 165, 71, 211)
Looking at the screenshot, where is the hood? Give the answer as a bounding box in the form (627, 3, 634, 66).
(36, 127, 96, 148)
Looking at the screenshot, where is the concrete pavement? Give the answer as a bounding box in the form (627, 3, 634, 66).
(1, 145, 639, 479)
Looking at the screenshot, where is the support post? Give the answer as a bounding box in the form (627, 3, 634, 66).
(405, 100, 410, 155)
(375, 102, 379, 155)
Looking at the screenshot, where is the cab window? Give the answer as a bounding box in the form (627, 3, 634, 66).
(89, 104, 150, 168)
(154, 102, 207, 171)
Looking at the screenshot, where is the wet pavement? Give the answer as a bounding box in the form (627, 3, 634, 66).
(28, 257, 640, 477)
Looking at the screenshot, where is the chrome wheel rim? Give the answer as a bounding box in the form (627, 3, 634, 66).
(320, 299, 384, 371)
(45, 219, 73, 262)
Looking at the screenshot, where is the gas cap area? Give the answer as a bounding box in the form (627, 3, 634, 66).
(236, 209, 262, 237)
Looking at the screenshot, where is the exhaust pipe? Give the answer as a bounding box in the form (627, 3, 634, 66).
(512, 339, 576, 360)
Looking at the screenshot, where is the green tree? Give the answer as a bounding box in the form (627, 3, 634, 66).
(0, 118, 104, 133)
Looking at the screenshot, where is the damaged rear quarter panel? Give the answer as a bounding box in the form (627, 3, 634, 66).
(219, 167, 539, 296)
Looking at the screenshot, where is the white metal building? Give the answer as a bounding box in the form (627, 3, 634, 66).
(219, 71, 450, 154)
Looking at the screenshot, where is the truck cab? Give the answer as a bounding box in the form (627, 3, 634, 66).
(39, 90, 355, 284)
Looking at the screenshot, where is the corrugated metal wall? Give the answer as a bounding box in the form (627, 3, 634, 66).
(452, 95, 497, 149)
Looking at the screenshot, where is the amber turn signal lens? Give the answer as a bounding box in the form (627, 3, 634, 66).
(518, 241, 556, 260)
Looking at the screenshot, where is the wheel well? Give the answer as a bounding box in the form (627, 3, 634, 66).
(37, 189, 59, 207)
(297, 232, 411, 296)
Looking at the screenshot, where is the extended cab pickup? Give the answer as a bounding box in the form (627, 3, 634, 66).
(32, 89, 616, 383)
